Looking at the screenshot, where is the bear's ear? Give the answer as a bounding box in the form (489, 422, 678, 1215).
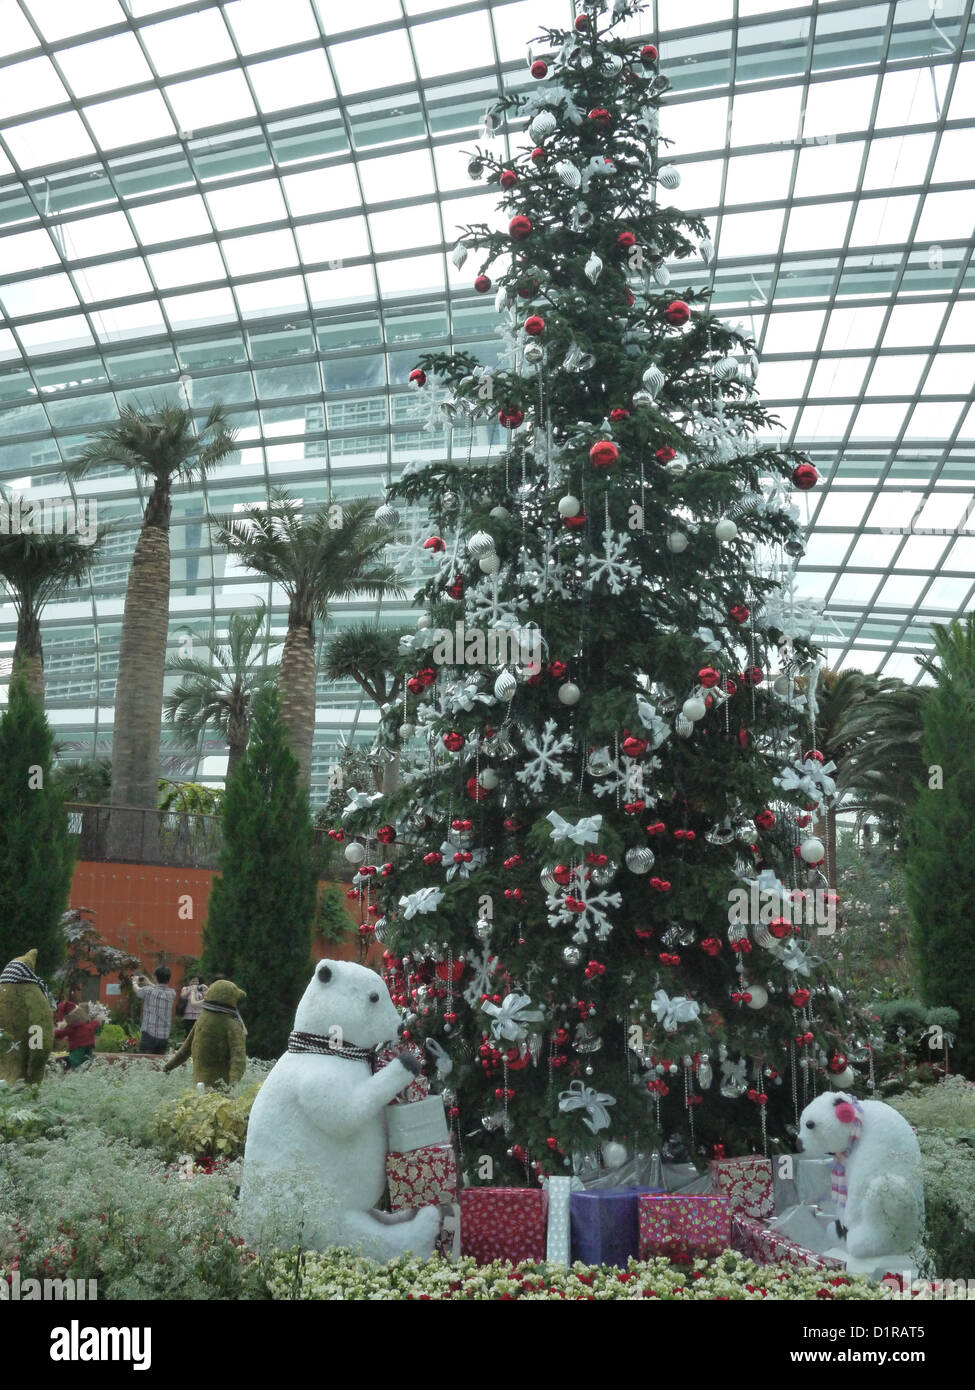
(831, 1093, 851, 1107)
(317, 964, 332, 984)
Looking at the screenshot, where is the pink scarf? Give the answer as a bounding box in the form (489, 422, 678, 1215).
(830, 1099, 864, 1213)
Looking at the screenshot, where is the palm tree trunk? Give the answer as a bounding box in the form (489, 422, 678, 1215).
(109, 517, 170, 861)
(14, 609, 44, 705)
(278, 608, 317, 791)
(225, 712, 249, 786)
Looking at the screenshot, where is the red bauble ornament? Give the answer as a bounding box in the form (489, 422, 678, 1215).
(609, 407, 629, 421)
(742, 665, 764, 685)
(828, 1053, 848, 1074)
(547, 660, 568, 679)
(769, 917, 792, 940)
(792, 463, 818, 490)
(474, 274, 492, 293)
(655, 446, 676, 463)
(509, 215, 533, 240)
(530, 59, 548, 78)
(623, 288, 635, 307)
(641, 44, 659, 64)
(376, 825, 396, 844)
(622, 736, 648, 758)
(790, 989, 811, 1008)
(517, 279, 539, 299)
(423, 536, 445, 552)
(530, 146, 546, 164)
(588, 108, 612, 126)
(728, 603, 750, 623)
(524, 315, 546, 336)
(417, 667, 436, 688)
(589, 439, 619, 468)
(754, 809, 776, 830)
(499, 169, 517, 189)
(701, 938, 722, 956)
(498, 408, 524, 428)
(443, 731, 464, 752)
(574, 13, 589, 29)
(804, 749, 825, 764)
(409, 368, 426, 386)
(435, 961, 465, 983)
(552, 864, 573, 887)
(664, 300, 690, 325)
(698, 667, 720, 688)
(738, 727, 749, 749)
(617, 230, 637, 249)
(406, 676, 422, 694)
(423, 851, 442, 866)
(563, 513, 587, 529)
(466, 776, 486, 801)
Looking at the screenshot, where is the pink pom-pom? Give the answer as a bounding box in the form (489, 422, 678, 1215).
(834, 1101, 856, 1124)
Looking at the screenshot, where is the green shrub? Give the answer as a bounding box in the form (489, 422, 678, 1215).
(0, 1086, 61, 1142)
(873, 999, 927, 1033)
(95, 1023, 131, 1053)
(889, 1075, 975, 1136)
(152, 1082, 261, 1161)
(916, 1130, 975, 1279)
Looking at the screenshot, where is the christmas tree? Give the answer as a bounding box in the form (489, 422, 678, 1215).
(343, 0, 864, 1182)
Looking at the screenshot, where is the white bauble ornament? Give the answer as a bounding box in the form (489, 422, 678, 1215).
(601, 1140, 628, 1168)
(478, 768, 499, 790)
(699, 237, 714, 264)
(489, 505, 509, 521)
(682, 696, 707, 722)
(642, 364, 665, 393)
(666, 531, 688, 554)
(625, 847, 654, 875)
(558, 682, 581, 706)
(451, 242, 468, 269)
(416, 613, 432, 629)
(602, 53, 624, 76)
(829, 1066, 856, 1088)
(558, 494, 581, 518)
(653, 264, 671, 286)
(745, 984, 768, 1009)
(715, 517, 738, 542)
(554, 160, 581, 188)
(563, 945, 581, 966)
(584, 251, 603, 283)
(631, 389, 654, 407)
(540, 866, 558, 895)
(713, 357, 739, 382)
(493, 670, 517, 701)
(467, 530, 496, 558)
(800, 837, 825, 864)
(523, 340, 544, 364)
(479, 554, 500, 574)
(344, 842, 366, 865)
(658, 165, 680, 189)
(674, 713, 694, 737)
(374, 503, 399, 527)
(529, 111, 557, 141)
(400, 723, 415, 738)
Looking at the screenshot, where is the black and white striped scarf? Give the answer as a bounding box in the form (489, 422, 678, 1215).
(287, 1029, 373, 1063)
(0, 959, 54, 1007)
(201, 1000, 247, 1036)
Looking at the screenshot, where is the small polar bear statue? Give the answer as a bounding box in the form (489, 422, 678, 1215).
(798, 1091, 924, 1277)
(239, 959, 441, 1261)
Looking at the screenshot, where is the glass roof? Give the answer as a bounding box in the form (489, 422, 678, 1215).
(1, 0, 973, 795)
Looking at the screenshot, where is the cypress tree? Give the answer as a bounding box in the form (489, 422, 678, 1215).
(202, 685, 316, 1058)
(0, 675, 73, 973)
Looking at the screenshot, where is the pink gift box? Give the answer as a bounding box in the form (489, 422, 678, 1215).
(458, 1188, 547, 1266)
(638, 1193, 731, 1260)
(374, 1042, 429, 1105)
(709, 1155, 774, 1219)
(731, 1215, 843, 1271)
(387, 1143, 457, 1212)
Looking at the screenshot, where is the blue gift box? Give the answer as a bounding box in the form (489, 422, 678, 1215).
(570, 1187, 663, 1267)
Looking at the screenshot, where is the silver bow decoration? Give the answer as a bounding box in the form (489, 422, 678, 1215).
(773, 757, 837, 808)
(398, 887, 445, 919)
(482, 992, 545, 1042)
(443, 683, 496, 715)
(650, 990, 702, 1033)
(635, 696, 671, 749)
(694, 626, 723, 654)
(774, 939, 820, 977)
(398, 629, 437, 657)
(440, 842, 487, 882)
(341, 787, 382, 819)
(547, 811, 602, 846)
(558, 1079, 616, 1134)
(425, 1037, 453, 1078)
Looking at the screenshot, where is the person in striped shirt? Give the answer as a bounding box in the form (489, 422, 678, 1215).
(133, 965, 177, 1054)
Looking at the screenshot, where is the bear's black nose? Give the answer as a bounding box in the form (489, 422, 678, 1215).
(369, 991, 380, 1003)
(805, 1120, 815, 1129)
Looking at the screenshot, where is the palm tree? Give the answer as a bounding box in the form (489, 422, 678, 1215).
(69, 403, 237, 859)
(213, 493, 403, 790)
(831, 678, 927, 844)
(0, 524, 102, 704)
(164, 602, 276, 785)
(323, 623, 410, 795)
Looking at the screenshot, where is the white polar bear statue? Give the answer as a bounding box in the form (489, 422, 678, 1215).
(238, 959, 441, 1261)
(798, 1091, 924, 1278)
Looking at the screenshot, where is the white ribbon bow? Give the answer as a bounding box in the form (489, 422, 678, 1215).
(650, 990, 702, 1032)
(398, 887, 444, 919)
(557, 1079, 616, 1134)
(635, 696, 670, 749)
(694, 626, 723, 654)
(547, 811, 602, 846)
(341, 787, 381, 819)
(425, 1037, 453, 1078)
(774, 940, 819, 977)
(444, 685, 496, 715)
(482, 992, 544, 1042)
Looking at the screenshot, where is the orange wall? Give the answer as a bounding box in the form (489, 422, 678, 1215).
(69, 862, 378, 1002)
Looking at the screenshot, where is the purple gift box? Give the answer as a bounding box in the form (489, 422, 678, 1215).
(570, 1187, 663, 1267)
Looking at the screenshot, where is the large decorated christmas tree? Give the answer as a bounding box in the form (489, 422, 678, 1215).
(341, 0, 866, 1184)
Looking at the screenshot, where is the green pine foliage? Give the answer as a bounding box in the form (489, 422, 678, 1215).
(904, 618, 975, 1074)
(344, 0, 863, 1178)
(0, 674, 74, 973)
(202, 687, 316, 1058)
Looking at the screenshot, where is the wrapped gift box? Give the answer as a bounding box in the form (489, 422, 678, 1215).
(710, 1155, 774, 1219)
(386, 1094, 449, 1152)
(546, 1176, 573, 1265)
(731, 1215, 844, 1271)
(638, 1193, 731, 1260)
(387, 1142, 457, 1211)
(374, 1042, 429, 1105)
(571, 1188, 662, 1267)
(458, 1188, 547, 1266)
